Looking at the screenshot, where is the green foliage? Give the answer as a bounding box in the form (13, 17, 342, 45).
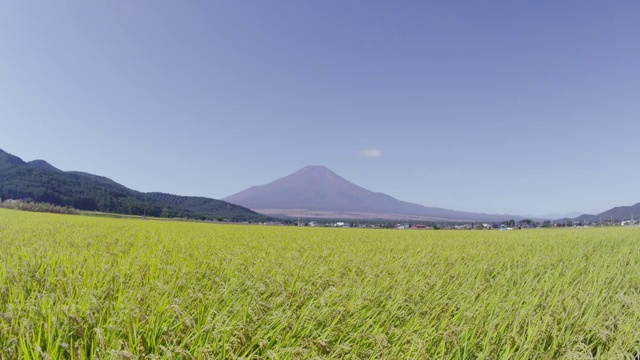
(2, 209, 640, 358)
(0, 201, 78, 214)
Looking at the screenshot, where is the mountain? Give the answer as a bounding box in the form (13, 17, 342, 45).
(0, 149, 266, 221)
(224, 165, 524, 222)
(572, 203, 640, 223)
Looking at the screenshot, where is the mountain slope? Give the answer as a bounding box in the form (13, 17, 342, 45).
(146, 192, 259, 220)
(28, 160, 63, 172)
(598, 203, 640, 221)
(225, 165, 523, 222)
(573, 213, 597, 222)
(573, 203, 640, 222)
(0, 149, 265, 221)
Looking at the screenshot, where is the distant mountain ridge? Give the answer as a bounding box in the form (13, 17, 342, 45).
(0, 149, 266, 221)
(224, 165, 526, 222)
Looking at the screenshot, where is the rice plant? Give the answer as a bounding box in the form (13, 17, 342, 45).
(1, 208, 640, 359)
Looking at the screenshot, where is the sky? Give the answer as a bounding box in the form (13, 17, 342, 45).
(1, 1, 639, 217)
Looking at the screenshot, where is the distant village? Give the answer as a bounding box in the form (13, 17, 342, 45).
(256, 218, 640, 230)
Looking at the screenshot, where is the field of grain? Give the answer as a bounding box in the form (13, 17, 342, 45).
(1, 209, 640, 359)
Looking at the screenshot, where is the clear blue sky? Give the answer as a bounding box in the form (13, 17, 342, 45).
(1, 1, 639, 217)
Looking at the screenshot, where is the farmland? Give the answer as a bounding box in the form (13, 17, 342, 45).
(1, 209, 640, 358)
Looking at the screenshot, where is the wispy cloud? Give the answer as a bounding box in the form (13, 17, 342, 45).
(360, 149, 383, 158)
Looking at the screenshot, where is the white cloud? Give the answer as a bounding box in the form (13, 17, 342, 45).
(360, 149, 383, 158)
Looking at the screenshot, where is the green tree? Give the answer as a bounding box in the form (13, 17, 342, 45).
(521, 219, 534, 227)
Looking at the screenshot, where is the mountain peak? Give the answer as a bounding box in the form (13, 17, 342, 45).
(297, 165, 334, 173)
(302, 165, 329, 169)
(287, 165, 351, 185)
(29, 160, 62, 172)
(0, 149, 26, 166)
(293, 165, 342, 178)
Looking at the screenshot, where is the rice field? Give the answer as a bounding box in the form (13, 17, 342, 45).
(1, 209, 640, 359)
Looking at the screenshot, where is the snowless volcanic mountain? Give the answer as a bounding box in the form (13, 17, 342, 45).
(224, 165, 523, 222)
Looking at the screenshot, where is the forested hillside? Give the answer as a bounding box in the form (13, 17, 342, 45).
(0, 149, 267, 221)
